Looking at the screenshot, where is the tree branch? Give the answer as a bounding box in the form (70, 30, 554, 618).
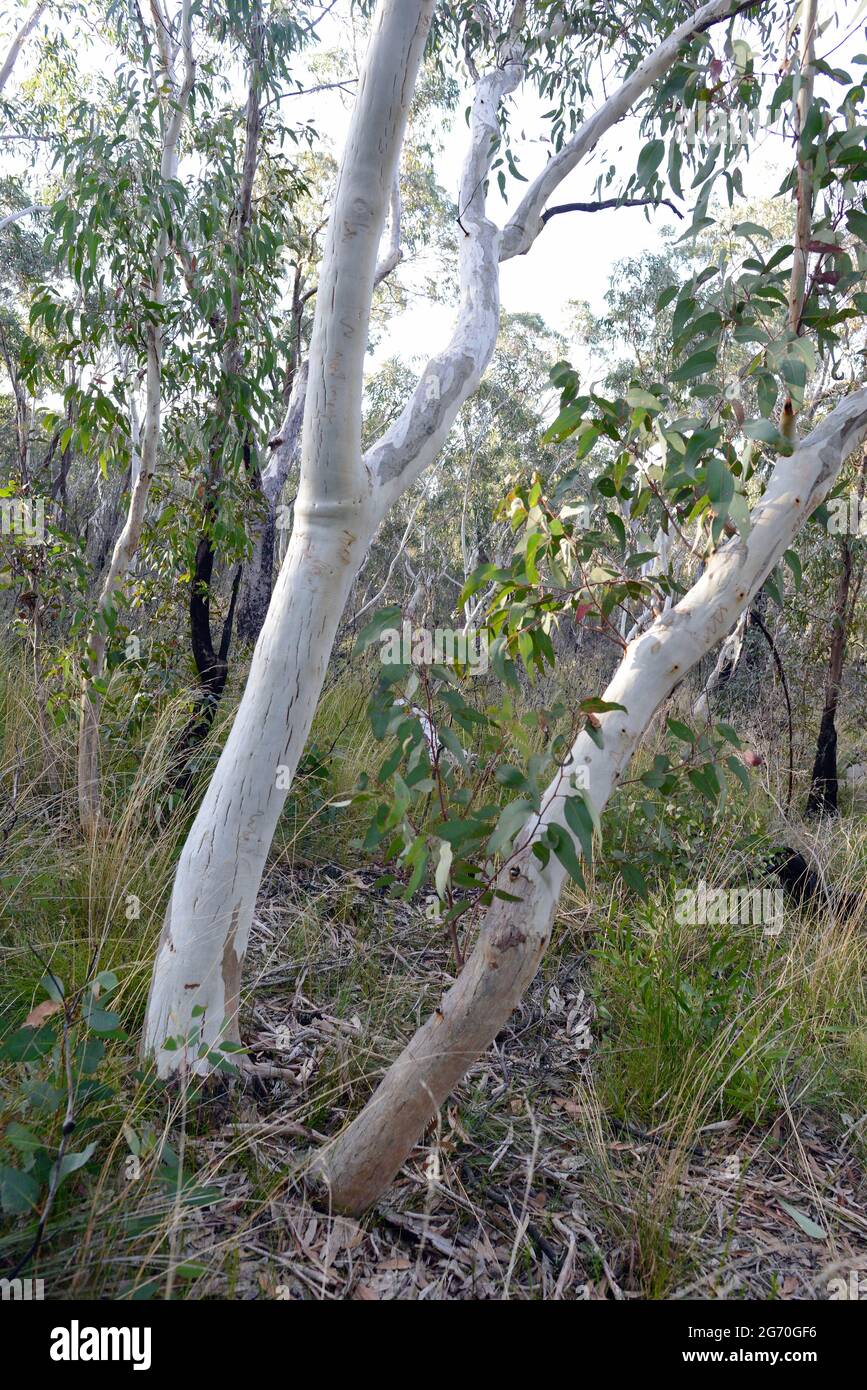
(0, 202, 49, 231)
(0, 0, 49, 94)
(541, 195, 683, 223)
(365, 42, 524, 509)
(501, 0, 766, 260)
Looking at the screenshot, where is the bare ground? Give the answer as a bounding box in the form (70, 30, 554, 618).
(156, 861, 867, 1301)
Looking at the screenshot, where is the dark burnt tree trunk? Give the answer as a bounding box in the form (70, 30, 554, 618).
(190, 539, 241, 715)
(167, 556, 242, 800)
(805, 534, 863, 816)
(172, 13, 262, 792)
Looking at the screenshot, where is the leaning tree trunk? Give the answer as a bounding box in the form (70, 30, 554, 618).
(316, 390, 867, 1213)
(143, 0, 772, 1074)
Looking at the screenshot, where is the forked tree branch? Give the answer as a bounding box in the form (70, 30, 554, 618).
(500, 0, 766, 260)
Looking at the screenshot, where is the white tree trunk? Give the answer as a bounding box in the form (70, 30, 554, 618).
(142, 521, 369, 1063)
(236, 123, 401, 643)
(143, 0, 763, 1073)
(143, 0, 436, 1071)
(317, 389, 867, 1213)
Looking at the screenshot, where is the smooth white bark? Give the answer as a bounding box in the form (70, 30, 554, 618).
(237, 178, 402, 641)
(143, 522, 368, 1065)
(366, 48, 524, 515)
(143, 0, 435, 1071)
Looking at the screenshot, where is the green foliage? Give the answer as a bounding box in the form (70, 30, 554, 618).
(1, 0, 867, 1300)
(592, 906, 793, 1125)
(0, 969, 123, 1223)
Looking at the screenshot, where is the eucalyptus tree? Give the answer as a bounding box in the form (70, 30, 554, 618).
(143, 0, 867, 1213)
(8, 1, 323, 827)
(143, 0, 781, 1052)
(73, 0, 195, 836)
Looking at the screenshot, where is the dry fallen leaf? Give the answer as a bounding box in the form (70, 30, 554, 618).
(327, 1215, 364, 1253)
(25, 999, 62, 1027)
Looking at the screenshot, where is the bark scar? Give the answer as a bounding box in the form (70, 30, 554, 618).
(490, 923, 527, 952)
(221, 904, 242, 1031)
